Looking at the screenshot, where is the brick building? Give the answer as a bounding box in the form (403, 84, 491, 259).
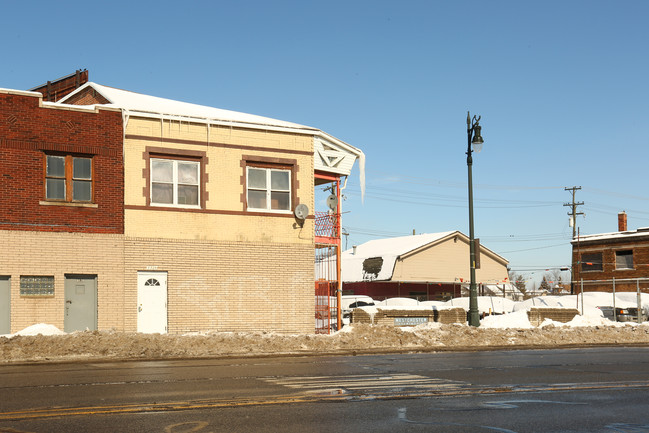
(1, 80, 364, 335)
(571, 212, 649, 293)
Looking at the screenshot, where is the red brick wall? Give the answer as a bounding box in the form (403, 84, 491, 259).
(63, 87, 110, 105)
(571, 237, 649, 292)
(0, 91, 124, 234)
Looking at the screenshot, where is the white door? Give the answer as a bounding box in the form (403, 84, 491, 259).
(137, 271, 167, 334)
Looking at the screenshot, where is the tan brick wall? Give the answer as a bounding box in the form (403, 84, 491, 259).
(123, 117, 315, 245)
(527, 308, 579, 326)
(124, 237, 315, 334)
(0, 230, 125, 333)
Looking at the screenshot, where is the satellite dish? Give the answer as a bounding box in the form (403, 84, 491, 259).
(294, 203, 309, 220)
(326, 194, 338, 211)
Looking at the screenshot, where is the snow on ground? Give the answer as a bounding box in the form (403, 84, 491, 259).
(2, 294, 649, 365)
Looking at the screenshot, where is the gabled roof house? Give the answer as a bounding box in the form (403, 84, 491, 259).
(341, 231, 512, 301)
(1, 76, 363, 335)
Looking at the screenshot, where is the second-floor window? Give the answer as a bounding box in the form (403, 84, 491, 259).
(615, 250, 634, 270)
(246, 167, 291, 212)
(581, 252, 603, 272)
(45, 154, 93, 202)
(150, 158, 200, 207)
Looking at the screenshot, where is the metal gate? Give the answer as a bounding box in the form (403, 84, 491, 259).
(315, 244, 339, 334)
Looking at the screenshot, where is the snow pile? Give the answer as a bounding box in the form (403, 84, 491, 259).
(2, 323, 66, 338)
(480, 310, 533, 329)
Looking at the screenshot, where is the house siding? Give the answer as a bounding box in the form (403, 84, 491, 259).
(392, 237, 508, 284)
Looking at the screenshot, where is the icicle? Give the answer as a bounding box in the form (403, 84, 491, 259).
(358, 151, 366, 204)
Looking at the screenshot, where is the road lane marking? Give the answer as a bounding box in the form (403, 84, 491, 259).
(1, 379, 649, 422)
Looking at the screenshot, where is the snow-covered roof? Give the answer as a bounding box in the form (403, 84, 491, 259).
(571, 227, 649, 244)
(58, 82, 366, 192)
(60, 82, 314, 131)
(341, 231, 457, 282)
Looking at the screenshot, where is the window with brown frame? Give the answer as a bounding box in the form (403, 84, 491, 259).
(150, 157, 200, 207)
(246, 166, 291, 212)
(45, 154, 93, 202)
(241, 156, 298, 214)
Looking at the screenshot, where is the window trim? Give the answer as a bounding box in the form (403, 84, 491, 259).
(143, 147, 208, 209)
(246, 166, 292, 213)
(240, 156, 299, 214)
(43, 153, 94, 203)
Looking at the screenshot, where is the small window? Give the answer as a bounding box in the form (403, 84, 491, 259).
(615, 250, 633, 270)
(20, 276, 55, 296)
(151, 158, 200, 207)
(246, 167, 291, 211)
(581, 252, 603, 272)
(45, 155, 93, 202)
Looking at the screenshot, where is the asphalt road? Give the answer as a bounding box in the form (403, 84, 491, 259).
(1, 347, 649, 432)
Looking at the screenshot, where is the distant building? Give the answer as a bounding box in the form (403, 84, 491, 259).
(571, 211, 649, 293)
(341, 231, 515, 301)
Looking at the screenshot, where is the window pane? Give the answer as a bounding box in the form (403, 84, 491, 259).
(178, 185, 199, 205)
(178, 162, 199, 184)
(271, 191, 290, 210)
(616, 251, 633, 269)
(73, 158, 92, 179)
(151, 159, 173, 182)
(248, 168, 267, 189)
(72, 180, 91, 201)
(151, 183, 173, 204)
(46, 179, 65, 199)
(46, 156, 65, 177)
(581, 253, 603, 272)
(271, 170, 290, 191)
(248, 190, 266, 209)
(20, 276, 54, 296)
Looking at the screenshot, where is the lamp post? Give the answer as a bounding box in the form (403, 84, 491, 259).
(466, 111, 484, 327)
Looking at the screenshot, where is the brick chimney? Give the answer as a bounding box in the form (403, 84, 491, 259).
(618, 211, 627, 232)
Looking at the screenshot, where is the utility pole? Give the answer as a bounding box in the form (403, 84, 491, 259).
(564, 186, 584, 239)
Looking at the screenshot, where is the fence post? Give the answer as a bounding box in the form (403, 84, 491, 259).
(638, 279, 642, 324)
(613, 278, 616, 321)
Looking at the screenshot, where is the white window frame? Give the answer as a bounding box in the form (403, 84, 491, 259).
(246, 166, 292, 213)
(150, 158, 200, 208)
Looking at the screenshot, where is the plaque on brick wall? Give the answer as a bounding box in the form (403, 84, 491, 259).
(394, 317, 428, 326)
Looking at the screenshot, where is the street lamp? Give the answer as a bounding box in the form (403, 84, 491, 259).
(466, 111, 484, 327)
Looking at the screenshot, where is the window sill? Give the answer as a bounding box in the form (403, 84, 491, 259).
(247, 208, 292, 215)
(39, 201, 98, 208)
(150, 203, 201, 210)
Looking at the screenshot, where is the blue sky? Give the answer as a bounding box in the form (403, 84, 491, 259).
(2, 0, 648, 277)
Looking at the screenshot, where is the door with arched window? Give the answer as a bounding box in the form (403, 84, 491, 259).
(137, 271, 168, 333)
